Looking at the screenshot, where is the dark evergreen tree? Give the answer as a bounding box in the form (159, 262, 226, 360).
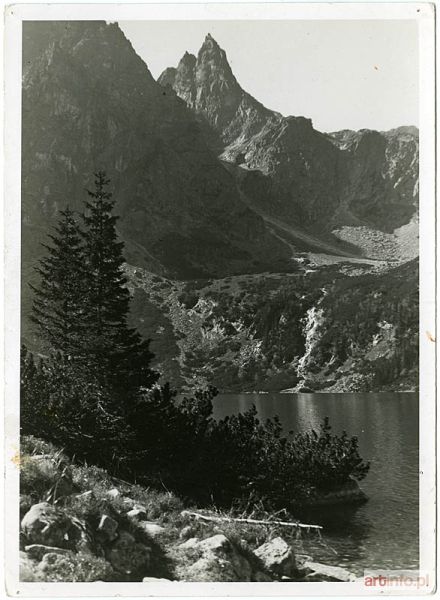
(81, 171, 158, 394)
(30, 207, 87, 356)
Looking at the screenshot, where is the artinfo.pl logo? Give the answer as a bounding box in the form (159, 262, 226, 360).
(364, 570, 430, 590)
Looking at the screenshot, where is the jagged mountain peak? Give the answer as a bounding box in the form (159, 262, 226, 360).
(196, 34, 237, 87)
(159, 31, 418, 237)
(159, 34, 276, 144)
(200, 32, 222, 52)
(181, 51, 196, 65)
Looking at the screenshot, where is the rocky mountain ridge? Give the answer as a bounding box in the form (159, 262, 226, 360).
(160, 34, 419, 246)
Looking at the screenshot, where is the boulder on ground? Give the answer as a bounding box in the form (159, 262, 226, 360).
(126, 506, 148, 520)
(301, 560, 356, 582)
(21, 502, 76, 548)
(142, 576, 172, 582)
(179, 537, 200, 549)
(177, 534, 252, 582)
(107, 531, 151, 576)
(25, 544, 71, 561)
(137, 521, 165, 538)
(212, 536, 253, 581)
(254, 537, 296, 577)
(106, 488, 120, 499)
(21, 502, 92, 553)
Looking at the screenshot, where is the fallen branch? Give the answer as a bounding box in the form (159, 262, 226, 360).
(181, 510, 323, 531)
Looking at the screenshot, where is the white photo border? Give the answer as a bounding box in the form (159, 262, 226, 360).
(4, 2, 436, 597)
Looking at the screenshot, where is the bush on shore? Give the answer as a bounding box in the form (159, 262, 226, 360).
(21, 172, 369, 513)
(22, 363, 369, 510)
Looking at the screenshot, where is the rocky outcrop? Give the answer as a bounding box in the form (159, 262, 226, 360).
(21, 502, 86, 549)
(158, 34, 277, 147)
(176, 534, 257, 582)
(160, 35, 419, 245)
(20, 437, 363, 583)
(254, 537, 296, 577)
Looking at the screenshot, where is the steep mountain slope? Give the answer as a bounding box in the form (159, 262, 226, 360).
(125, 260, 418, 393)
(160, 35, 419, 251)
(22, 21, 290, 292)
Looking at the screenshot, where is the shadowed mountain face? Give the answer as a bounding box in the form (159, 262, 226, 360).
(22, 21, 290, 286)
(21, 22, 419, 392)
(159, 34, 419, 237)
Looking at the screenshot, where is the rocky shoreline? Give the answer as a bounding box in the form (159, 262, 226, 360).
(20, 437, 359, 583)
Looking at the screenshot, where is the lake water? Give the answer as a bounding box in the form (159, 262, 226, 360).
(213, 393, 419, 576)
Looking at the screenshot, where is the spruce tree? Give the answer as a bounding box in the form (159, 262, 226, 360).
(82, 171, 158, 394)
(30, 207, 87, 356)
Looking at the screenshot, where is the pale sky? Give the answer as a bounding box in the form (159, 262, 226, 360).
(120, 20, 418, 133)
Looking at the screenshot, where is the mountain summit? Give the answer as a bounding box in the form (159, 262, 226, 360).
(159, 34, 419, 245)
(158, 34, 277, 146)
(22, 22, 290, 291)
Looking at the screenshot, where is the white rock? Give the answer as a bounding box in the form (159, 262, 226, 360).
(126, 507, 148, 520)
(179, 537, 200, 549)
(198, 534, 230, 553)
(302, 561, 356, 582)
(137, 521, 165, 538)
(254, 537, 296, 577)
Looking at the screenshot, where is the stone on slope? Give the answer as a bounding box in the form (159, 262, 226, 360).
(137, 521, 165, 538)
(126, 506, 148, 520)
(301, 561, 356, 582)
(178, 534, 253, 582)
(254, 537, 296, 577)
(25, 544, 71, 561)
(21, 503, 76, 548)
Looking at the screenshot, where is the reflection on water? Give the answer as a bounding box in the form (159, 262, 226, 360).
(214, 393, 419, 575)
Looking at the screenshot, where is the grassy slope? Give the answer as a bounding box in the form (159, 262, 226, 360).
(20, 436, 324, 583)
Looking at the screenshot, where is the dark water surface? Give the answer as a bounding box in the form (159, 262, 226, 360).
(213, 393, 419, 576)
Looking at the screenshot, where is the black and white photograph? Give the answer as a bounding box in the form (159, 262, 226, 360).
(3, 2, 436, 596)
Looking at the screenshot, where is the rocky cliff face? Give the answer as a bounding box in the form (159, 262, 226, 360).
(158, 34, 278, 149)
(160, 36, 419, 245)
(328, 127, 419, 231)
(22, 22, 289, 287)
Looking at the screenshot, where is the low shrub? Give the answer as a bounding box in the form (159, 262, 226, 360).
(22, 356, 369, 511)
